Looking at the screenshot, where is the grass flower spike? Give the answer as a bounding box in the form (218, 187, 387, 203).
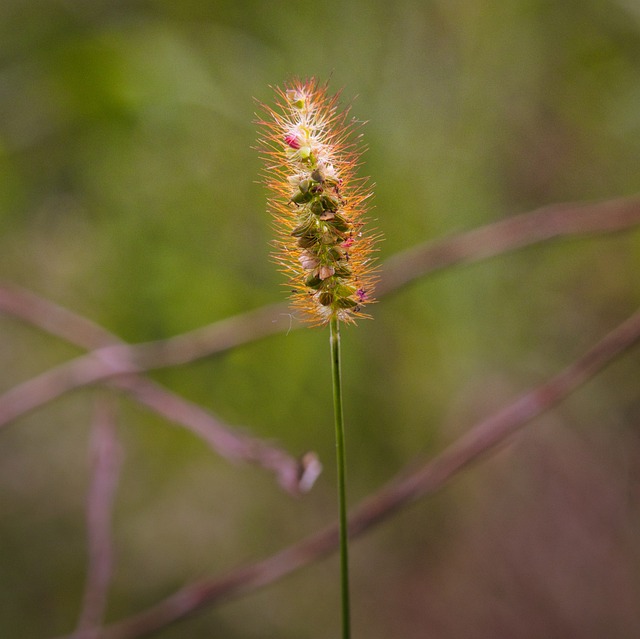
(258, 78, 379, 638)
(258, 78, 377, 325)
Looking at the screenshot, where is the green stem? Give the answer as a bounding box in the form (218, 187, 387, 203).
(330, 315, 350, 639)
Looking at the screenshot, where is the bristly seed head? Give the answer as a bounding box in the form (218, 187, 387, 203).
(257, 77, 378, 325)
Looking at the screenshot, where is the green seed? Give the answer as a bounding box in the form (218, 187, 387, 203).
(319, 291, 334, 306)
(291, 189, 313, 205)
(335, 284, 356, 298)
(310, 200, 325, 215)
(328, 214, 349, 233)
(321, 195, 340, 211)
(333, 263, 353, 277)
(305, 273, 323, 289)
(297, 234, 318, 248)
(298, 178, 312, 194)
(336, 297, 358, 309)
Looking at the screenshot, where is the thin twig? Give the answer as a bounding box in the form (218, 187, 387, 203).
(0, 284, 119, 348)
(108, 374, 306, 492)
(377, 194, 640, 296)
(0, 286, 308, 495)
(74, 396, 122, 639)
(60, 306, 640, 639)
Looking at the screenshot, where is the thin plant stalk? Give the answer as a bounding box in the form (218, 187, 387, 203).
(258, 79, 377, 638)
(330, 315, 350, 639)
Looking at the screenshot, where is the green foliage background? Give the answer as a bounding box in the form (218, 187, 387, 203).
(1, 1, 639, 637)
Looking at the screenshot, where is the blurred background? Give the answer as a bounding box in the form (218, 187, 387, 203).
(1, 0, 640, 637)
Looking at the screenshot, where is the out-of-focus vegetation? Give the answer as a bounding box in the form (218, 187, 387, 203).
(1, 1, 639, 637)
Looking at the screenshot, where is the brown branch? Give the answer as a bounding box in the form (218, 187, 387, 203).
(0, 284, 119, 348)
(377, 194, 640, 296)
(108, 374, 311, 492)
(62, 305, 640, 639)
(74, 396, 122, 639)
(0, 285, 310, 495)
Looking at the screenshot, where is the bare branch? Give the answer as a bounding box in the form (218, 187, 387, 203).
(121, 302, 292, 369)
(0, 286, 310, 495)
(74, 396, 122, 639)
(0, 281, 292, 368)
(0, 351, 132, 428)
(0, 283, 118, 348)
(64, 306, 640, 639)
(377, 195, 640, 296)
(108, 375, 309, 493)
